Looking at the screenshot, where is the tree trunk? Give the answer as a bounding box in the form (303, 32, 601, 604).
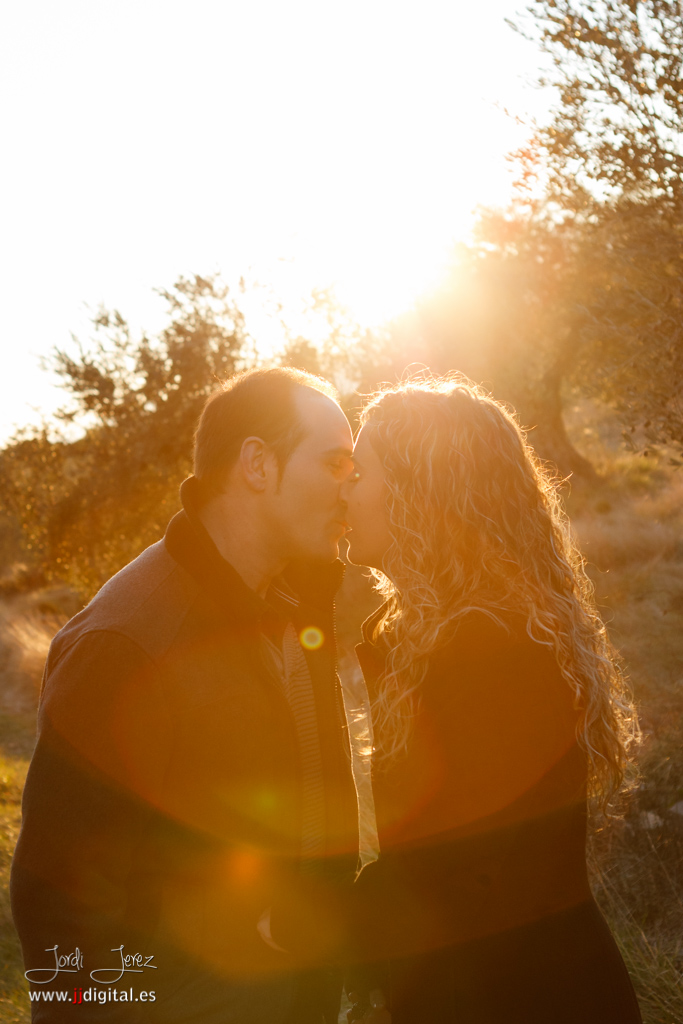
(525, 363, 599, 483)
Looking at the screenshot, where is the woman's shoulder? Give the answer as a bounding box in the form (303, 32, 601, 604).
(426, 608, 573, 715)
(431, 608, 545, 663)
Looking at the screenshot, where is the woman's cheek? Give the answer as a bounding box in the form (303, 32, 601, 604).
(348, 485, 362, 518)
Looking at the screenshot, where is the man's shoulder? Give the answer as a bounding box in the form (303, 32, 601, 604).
(50, 539, 200, 668)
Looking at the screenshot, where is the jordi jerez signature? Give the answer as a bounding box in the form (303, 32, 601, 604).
(25, 945, 157, 984)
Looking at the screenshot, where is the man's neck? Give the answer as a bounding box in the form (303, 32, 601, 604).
(198, 500, 287, 600)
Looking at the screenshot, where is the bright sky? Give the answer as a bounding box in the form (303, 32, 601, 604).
(0, 0, 550, 442)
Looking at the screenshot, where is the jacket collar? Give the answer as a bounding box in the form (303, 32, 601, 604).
(164, 476, 345, 624)
(281, 556, 345, 610)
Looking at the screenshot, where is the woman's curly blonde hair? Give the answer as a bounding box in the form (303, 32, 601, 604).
(360, 374, 639, 812)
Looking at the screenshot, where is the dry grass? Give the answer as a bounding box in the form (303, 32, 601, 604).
(0, 714, 34, 1023)
(0, 591, 72, 1022)
(589, 822, 683, 1024)
(0, 589, 76, 717)
(564, 399, 683, 1022)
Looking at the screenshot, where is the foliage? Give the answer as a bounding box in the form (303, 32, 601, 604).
(1, 275, 251, 596)
(573, 204, 683, 453)
(517, 0, 683, 210)
(505, 0, 683, 453)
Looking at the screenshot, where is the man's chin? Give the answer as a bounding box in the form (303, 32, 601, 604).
(294, 540, 340, 564)
(321, 541, 340, 563)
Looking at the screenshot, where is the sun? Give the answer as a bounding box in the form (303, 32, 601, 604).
(331, 222, 467, 328)
(262, 199, 476, 340)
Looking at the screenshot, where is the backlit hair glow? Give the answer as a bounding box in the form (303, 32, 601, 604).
(360, 374, 639, 812)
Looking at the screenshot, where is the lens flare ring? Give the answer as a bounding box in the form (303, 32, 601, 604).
(299, 626, 324, 651)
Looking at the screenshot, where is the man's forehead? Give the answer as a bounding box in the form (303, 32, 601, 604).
(295, 388, 352, 448)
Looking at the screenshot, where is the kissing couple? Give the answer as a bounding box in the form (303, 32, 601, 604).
(12, 367, 642, 1023)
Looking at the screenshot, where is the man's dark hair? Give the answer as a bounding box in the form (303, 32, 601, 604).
(193, 366, 339, 498)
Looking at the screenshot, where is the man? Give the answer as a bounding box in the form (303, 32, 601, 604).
(11, 367, 360, 1023)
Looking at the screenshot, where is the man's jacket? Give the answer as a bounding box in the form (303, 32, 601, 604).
(11, 478, 359, 1022)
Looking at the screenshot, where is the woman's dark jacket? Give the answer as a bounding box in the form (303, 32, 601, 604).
(10, 478, 359, 1023)
(349, 606, 642, 1024)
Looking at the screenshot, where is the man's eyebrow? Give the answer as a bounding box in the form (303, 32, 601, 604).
(323, 446, 354, 457)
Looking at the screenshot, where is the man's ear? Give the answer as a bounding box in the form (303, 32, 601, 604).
(239, 436, 275, 492)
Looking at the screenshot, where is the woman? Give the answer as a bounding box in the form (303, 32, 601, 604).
(340, 376, 642, 1023)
